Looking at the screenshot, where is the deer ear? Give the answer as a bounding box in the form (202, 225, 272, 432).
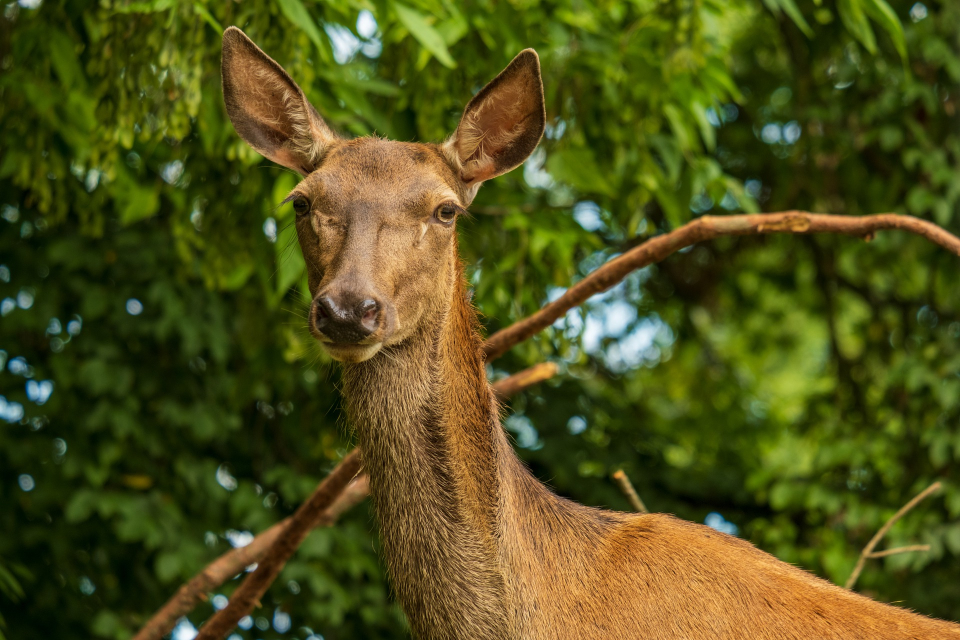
(444, 49, 546, 189)
(221, 27, 337, 175)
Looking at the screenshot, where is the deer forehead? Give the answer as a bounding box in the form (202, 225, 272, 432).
(301, 139, 466, 216)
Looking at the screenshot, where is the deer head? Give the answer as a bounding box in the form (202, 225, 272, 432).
(222, 27, 545, 362)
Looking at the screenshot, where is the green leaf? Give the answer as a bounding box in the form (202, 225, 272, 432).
(837, 0, 877, 54)
(392, 2, 456, 69)
(276, 0, 329, 58)
(862, 0, 908, 66)
(764, 0, 815, 38)
(546, 148, 614, 196)
(192, 2, 223, 34)
(113, 167, 160, 225)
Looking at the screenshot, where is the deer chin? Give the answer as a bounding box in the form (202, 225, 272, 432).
(321, 341, 383, 363)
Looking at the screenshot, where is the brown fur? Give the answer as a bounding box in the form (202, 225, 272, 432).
(221, 27, 960, 639)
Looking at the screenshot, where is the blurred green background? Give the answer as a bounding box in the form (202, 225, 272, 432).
(1, 0, 959, 637)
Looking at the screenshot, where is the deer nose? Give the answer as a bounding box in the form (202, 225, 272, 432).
(313, 294, 382, 344)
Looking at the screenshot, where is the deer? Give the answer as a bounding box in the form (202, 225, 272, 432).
(221, 27, 960, 640)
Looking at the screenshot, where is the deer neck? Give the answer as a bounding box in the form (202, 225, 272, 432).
(342, 248, 514, 639)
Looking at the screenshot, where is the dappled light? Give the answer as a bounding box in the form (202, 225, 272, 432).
(2, 0, 959, 638)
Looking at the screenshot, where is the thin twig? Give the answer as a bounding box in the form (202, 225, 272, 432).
(612, 470, 649, 514)
(482, 212, 960, 360)
(844, 482, 941, 590)
(867, 545, 931, 559)
(134, 367, 559, 640)
(492, 362, 558, 400)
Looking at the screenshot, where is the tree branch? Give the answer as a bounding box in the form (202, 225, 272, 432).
(134, 366, 558, 640)
(131, 476, 369, 640)
(492, 362, 558, 400)
(482, 212, 960, 360)
(844, 481, 941, 590)
(194, 449, 363, 639)
(867, 545, 931, 559)
(612, 470, 649, 514)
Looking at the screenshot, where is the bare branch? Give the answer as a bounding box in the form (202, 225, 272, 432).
(134, 367, 557, 640)
(867, 545, 931, 559)
(844, 482, 941, 590)
(194, 450, 363, 639)
(131, 476, 369, 640)
(492, 362, 558, 400)
(482, 212, 960, 360)
(612, 470, 649, 514)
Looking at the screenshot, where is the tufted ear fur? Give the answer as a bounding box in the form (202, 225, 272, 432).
(443, 50, 546, 193)
(221, 27, 338, 175)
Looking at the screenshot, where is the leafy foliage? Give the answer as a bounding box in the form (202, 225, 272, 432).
(0, 0, 958, 638)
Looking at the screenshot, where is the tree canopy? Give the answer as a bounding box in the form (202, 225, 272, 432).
(1, 0, 958, 638)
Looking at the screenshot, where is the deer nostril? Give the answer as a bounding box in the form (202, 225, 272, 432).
(315, 296, 334, 321)
(358, 299, 381, 331)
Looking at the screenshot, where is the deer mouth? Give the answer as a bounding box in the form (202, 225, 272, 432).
(318, 340, 384, 363)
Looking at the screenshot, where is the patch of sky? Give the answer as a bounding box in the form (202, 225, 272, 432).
(0, 397, 24, 423)
(160, 160, 184, 185)
(554, 277, 674, 373)
(705, 107, 721, 127)
(690, 193, 714, 214)
(704, 512, 739, 536)
(237, 616, 254, 630)
(17, 474, 34, 491)
(47, 318, 61, 335)
(85, 169, 101, 192)
(523, 148, 554, 190)
(910, 2, 927, 22)
(263, 217, 278, 243)
(8, 356, 33, 377)
(79, 576, 96, 595)
(53, 438, 67, 459)
(171, 617, 198, 640)
(225, 529, 254, 548)
(504, 414, 542, 450)
(1, 298, 15, 316)
(721, 104, 738, 123)
(256, 616, 270, 630)
(572, 201, 605, 232)
(719, 192, 739, 210)
(567, 415, 587, 435)
(126, 298, 143, 315)
(326, 23, 362, 64)
(212, 594, 229, 610)
(67, 315, 82, 336)
(1, 205, 19, 223)
(760, 121, 801, 146)
(17, 288, 34, 309)
(274, 609, 292, 633)
(26, 380, 53, 405)
(356, 10, 382, 57)
(545, 118, 567, 140)
(217, 463, 239, 491)
(760, 123, 781, 144)
(745, 179, 762, 198)
(0, 265, 9, 282)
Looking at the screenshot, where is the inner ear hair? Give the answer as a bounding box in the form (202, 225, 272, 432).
(445, 49, 546, 186)
(221, 27, 338, 175)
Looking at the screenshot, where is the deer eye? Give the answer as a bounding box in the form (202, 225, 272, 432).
(433, 203, 459, 224)
(292, 196, 310, 216)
